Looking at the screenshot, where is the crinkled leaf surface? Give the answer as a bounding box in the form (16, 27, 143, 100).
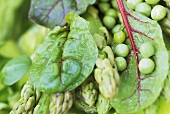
(29, 13, 98, 94)
(28, 0, 96, 28)
(1, 55, 31, 85)
(110, 1, 169, 113)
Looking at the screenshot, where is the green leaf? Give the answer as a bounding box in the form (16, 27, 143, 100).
(28, 0, 96, 28)
(1, 55, 31, 85)
(110, 1, 169, 113)
(29, 13, 98, 94)
(82, 6, 104, 37)
(0, 102, 11, 110)
(0, 55, 10, 72)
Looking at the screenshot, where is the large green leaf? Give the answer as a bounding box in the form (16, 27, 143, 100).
(1, 55, 31, 85)
(29, 13, 98, 94)
(28, 0, 96, 28)
(110, 1, 169, 113)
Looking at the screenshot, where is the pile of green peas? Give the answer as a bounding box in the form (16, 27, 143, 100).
(126, 0, 167, 21)
(114, 31, 129, 72)
(98, 0, 122, 30)
(97, 0, 129, 72)
(98, 0, 167, 32)
(97, 0, 158, 74)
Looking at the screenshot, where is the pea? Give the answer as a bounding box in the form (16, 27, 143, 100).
(115, 44, 129, 57)
(151, 5, 166, 21)
(105, 9, 118, 18)
(111, 24, 121, 34)
(111, 0, 119, 10)
(103, 16, 116, 29)
(139, 58, 155, 74)
(135, 2, 151, 17)
(139, 42, 154, 58)
(114, 30, 126, 44)
(115, 57, 127, 71)
(145, 0, 160, 5)
(127, 0, 143, 10)
(98, 2, 111, 13)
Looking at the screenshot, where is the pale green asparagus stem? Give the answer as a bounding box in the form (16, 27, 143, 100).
(10, 81, 42, 114)
(49, 91, 73, 114)
(94, 46, 120, 99)
(74, 76, 98, 113)
(96, 94, 111, 114)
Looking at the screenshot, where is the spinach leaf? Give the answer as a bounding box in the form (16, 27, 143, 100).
(29, 13, 98, 94)
(28, 0, 96, 28)
(1, 55, 31, 85)
(110, 0, 169, 113)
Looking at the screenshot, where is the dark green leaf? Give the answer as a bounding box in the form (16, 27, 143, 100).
(110, 1, 169, 113)
(29, 13, 98, 94)
(29, 0, 96, 28)
(1, 55, 31, 85)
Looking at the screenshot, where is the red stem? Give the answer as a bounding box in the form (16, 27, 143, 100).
(116, 0, 141, 103)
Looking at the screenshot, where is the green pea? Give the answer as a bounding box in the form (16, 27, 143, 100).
(151, 5, 166, 21)
(98, 2, 111, 13)
(145, 0, 160, 5)
(105, 9, 118, 18)
(111, 24, 121, 34)
(115, 57, 127, 71)
(139, 58, 155, 74)
(115, 44, 129, 57)
(111, 0, 119, 10)
(103, 16, 116, 29)
(127, 0, 143, 10)
(114, 30, 126, 44)
(135, 2, 151, 17)
(139, 42, 155, 58)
